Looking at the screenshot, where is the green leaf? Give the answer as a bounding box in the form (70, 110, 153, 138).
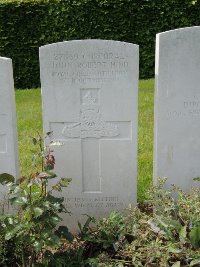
(190, 259, 200, 266)
(171, 262, 180, 267)
(49, 216, 62, 225)
(46, 194, 64, 204)
(5, 231, 14, 240)
(46, 234, 60, 247)
(0, 173, 15, 185)
(43, 201, 50, 209)
(7, 217, 14, 225)
(179, 225, 187, 243)
(189, 226, 200, 248)
(193, 177, 200, 182)
(46, 171, 57, 179)
(33, 240, 43, 251)
(59, 178, 71, 187)
(168, 246, 182, 254)
(4, 224, 22, 240)
(55, 226, 74, 242)
(45, 164, 54, 171)
(11, 196, 28, 206)
(49, 140, 64, 147)
(52, 184, 62, 192)
(33, 207, 44, 217)
(78, 221, 82, 232)
(37, 171, 57, 179)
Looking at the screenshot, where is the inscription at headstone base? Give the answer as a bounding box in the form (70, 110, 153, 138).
(0, 57, 19, 211)
(40, 40, 138, 232)
(154, 26, 200, 191)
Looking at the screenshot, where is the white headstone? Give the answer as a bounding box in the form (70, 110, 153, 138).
(154, 27, 200, 191)
(40, 40, 138, 232)
(0, 57, 19, 210)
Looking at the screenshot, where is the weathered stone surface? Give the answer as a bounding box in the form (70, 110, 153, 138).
(154, 27, 200, 191)
(0, 57, 19, 210)
(40, 40, 138, 232)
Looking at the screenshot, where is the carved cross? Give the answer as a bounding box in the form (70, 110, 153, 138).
(61, 89, 121, 193)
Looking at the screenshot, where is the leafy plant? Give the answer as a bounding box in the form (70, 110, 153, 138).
(0, 133, 73, 267)
(78, 179, 200, 266)
(84, 211, 125, 251)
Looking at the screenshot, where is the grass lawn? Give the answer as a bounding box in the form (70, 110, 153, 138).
(15, 79, 154, 202)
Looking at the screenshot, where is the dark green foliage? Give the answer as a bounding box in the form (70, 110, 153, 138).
(0, 134, 73, 266)
(79, 179, 200, 266)
(0, 0, 198, 88)
(0, 176, 199, 266)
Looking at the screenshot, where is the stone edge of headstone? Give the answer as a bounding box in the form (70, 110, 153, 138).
(0, 56, 19, 179)
(39, 39, 139, 51)
(153, 26, 200, 185)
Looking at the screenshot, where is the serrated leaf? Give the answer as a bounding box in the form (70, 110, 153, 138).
(46, 171, 57, 178)
(0, 173, 15, 185)
(59, 178, 71, 187)
(33, 207, 43, 217)
(52, 184, 62, 191)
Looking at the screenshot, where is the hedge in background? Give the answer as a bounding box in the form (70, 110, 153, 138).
(0, 0, 198, 88)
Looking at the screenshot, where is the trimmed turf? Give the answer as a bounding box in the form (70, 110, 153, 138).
(15, 79, 154, 202)
(15, 88, 42, 176)
(137, 79, 154, 201)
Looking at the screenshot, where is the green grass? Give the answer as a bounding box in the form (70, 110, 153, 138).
(15, 89, 42, 176)
(15, 79, 154, 202)
(138, 79, 154, 201)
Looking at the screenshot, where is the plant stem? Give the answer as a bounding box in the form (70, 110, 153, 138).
(22, 248, 26, 267)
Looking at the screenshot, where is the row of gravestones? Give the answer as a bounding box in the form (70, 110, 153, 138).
(1, 27, 200, 232)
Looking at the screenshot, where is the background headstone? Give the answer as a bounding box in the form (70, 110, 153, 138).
(0, 57, 19, 211)
(40, 40, 138, 232)
(154, 26, 200, 191)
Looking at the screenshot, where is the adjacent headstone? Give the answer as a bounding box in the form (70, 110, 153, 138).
(154, 26, 200, 191)
(40, 40, 138, 232)
(0, 57, 19, 211)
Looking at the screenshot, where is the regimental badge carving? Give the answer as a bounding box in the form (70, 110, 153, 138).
(62, 91, 119, 138)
